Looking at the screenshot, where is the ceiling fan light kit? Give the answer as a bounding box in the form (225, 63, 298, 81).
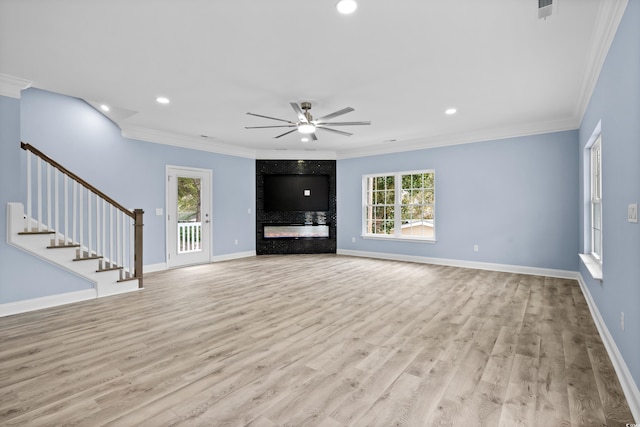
(298, 123, 316, 134)
(245, 101, 371, 142)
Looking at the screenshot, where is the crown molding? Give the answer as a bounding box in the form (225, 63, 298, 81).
(121, 125, 257, 159)
(573, 0, 629, 126)
(0, 74, 33, 99)
(337, 117, 578, 159)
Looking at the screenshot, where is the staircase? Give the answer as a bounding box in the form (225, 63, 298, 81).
(5, 143, 144, 314)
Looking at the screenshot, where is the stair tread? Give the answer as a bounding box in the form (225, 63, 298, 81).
(97, 266, 123, 272)
(47, 243, 81, 249)
(74, 255, 103, 261)
(117, 276, 142, 283)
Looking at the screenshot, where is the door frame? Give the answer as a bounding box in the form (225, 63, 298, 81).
(165, 165, 213, 268)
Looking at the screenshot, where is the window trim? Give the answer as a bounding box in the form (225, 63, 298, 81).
(580, 122, 603, 281)
(590, 135, 602, 263)
(362, 169, 436, 242)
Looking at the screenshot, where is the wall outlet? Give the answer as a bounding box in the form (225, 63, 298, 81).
(234, 239, 239, 245)
(248, 208, 251, 214)
(352, 237, 356, 243)
(473, 245, 479, 252)
(155, 208, 163, 216)
(621, 312, 625, 331)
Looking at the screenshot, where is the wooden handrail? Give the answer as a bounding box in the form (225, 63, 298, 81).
(21, 142, 134, 218)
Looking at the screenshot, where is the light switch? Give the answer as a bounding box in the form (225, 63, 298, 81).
(628, 204, 638, 223)
(156, 208, 163, 216)
(304, 189, 311, 196)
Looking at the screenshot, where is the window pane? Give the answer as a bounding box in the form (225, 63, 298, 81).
(424, 190, 434, 204)
(364, 171, 434, 239)
(373, 191, 382, 205)
(177, 177, 202, 254)
(386, 190, 395, 204)
(424, 205, 434, 220)
(593, 203, 601, 231)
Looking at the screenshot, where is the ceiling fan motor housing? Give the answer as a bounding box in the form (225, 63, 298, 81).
(300, 102, 314, 122)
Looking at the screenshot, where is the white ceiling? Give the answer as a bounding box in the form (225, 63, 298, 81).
(0, 0, 628, 159)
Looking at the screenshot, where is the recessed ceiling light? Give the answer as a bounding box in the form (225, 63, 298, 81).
(156, 96, 170, 104)
(301, 137, 310, 142)
(336, 0, 357, 14)
(100, 104, 110, 112)
(445, 108, 457, 115)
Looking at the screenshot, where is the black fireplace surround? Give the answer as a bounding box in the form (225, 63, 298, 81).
(256, 160, 337, 255)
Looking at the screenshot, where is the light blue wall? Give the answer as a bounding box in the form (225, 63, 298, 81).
(579, 0, 640, 388)
(1, 88, 255, 303)
(337, 131, 579, 271)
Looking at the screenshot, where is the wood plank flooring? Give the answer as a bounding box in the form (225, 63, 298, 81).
(0, 254, 634, 426)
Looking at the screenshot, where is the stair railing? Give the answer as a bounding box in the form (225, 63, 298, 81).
(20, 142, 144, 287)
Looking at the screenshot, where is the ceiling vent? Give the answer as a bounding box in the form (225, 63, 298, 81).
(538, 0, 553, 19)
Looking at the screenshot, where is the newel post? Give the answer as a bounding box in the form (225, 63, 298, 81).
(134, 208, 144, 288)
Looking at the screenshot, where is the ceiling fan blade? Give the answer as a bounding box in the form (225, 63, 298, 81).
(290, 102, 307, 122)
(246, 112, 295, 124)
(315, 126, 353, 137)
(245, 125, 296, 129)
(310, 133, 318, 141)
(274, 129, 298, 139)
(316, 107, 354, 122)
(314, 121, 371, 126)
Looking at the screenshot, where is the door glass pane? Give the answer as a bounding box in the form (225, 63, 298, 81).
(177, 177, 202, 253)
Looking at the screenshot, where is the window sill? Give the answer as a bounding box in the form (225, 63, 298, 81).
(362, 235, 437, 244)
(579, 253, 603, 281)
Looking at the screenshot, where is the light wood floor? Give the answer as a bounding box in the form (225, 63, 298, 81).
(0, 255, 634, 426)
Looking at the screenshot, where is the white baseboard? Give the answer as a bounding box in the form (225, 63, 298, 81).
(337, 249, 578, 279)
(211, 250, 256, 263)
(0, 289, 97, 317)
(144, 262, 168, 273)
(576, 274, 640, 422)
(144, 252, 256, 273)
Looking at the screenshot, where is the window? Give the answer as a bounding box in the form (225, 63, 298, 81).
(590, 135, 602, 262)
(363, 170, 435, 241)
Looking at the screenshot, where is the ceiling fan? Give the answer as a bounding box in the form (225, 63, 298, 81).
(245, 101, 371, 141)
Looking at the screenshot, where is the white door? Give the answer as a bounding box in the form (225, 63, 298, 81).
(166, 166, 212, 268)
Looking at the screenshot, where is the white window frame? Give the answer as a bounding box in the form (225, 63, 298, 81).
(362, 169, 436, 242)
(590, 135, 602, 262)
(579, 123, 603, 281)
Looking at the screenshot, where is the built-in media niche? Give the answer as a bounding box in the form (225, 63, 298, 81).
(256, 160, 336, 255)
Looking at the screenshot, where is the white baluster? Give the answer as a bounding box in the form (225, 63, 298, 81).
(109, 205, 114, 268)
(79, 186, 84, 257)
(96, 197, 101, 260)
(54, 169, 59, 245)
(46, 164, 51, 231)
(116, 210, 121, 267)
(129, 216, 135, 277)
(122, 211, 126, 272)
(26, 151, 32, 231)
(72, 181, 77, 244)
(102, 200, 106, 262)
(87, 191, 92, 257)
(64, 175, 69, 245)
(37, 158, 42, 231)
